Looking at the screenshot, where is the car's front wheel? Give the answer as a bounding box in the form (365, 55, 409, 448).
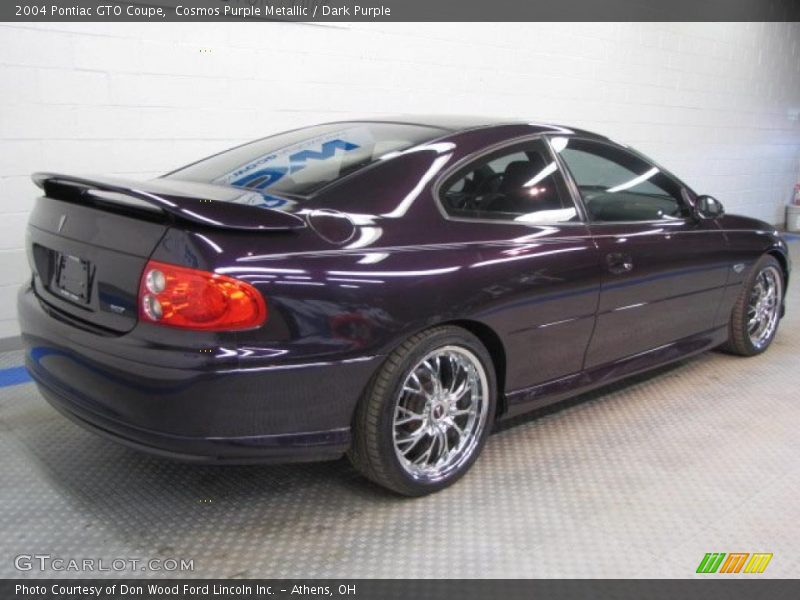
(724, 254, 784, 356)
(348, 326, 497, 496)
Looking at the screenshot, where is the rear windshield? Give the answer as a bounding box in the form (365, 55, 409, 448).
(165, 122, 447, 197)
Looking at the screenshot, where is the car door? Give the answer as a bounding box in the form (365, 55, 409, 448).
(437, 137, 602, 395)
(550, 136, 729, 368)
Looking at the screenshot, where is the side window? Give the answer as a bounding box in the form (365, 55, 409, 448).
(552, 137, 690, 222)
(440, 140, 578, 224)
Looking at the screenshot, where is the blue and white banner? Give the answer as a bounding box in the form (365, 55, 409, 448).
(214, 126, 371, 191)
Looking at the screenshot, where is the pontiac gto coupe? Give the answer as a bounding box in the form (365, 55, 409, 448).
(18, 116, 790, 495)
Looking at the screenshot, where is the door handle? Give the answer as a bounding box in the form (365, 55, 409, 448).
(606, 252, 633, 274)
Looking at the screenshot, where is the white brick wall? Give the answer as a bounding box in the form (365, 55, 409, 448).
(1, 21, 799, 339)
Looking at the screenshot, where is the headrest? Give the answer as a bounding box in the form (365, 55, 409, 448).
(501, 156, 548, 193)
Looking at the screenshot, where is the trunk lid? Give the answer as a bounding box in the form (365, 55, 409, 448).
(27, 174, 305, 334)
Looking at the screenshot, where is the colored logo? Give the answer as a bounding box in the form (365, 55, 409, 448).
(696, 552, 773, 574)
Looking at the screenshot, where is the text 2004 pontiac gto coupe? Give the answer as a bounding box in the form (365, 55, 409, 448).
(18, 116, 790, 495)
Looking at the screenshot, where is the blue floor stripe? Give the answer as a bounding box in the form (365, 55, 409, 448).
(0, 366, 32, 388)
(783, 233, 800, 241)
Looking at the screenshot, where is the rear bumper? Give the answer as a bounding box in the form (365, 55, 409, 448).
(36, 376, 350, 464)
(18, 284, 383, 464)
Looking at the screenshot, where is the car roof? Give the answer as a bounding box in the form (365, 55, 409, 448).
(328, 114, 608, 139)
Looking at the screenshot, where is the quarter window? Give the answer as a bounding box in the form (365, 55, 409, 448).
(440, 140, 578, 224)
(552, 137, 690, 222)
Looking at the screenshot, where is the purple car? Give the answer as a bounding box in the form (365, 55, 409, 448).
(18, 116, 790, 495)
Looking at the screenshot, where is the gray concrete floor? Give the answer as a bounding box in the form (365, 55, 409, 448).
(1, 243, 798, 579)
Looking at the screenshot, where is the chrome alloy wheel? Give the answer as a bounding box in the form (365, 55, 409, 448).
(747, 265, 782, 350)
(392, 346, 489, 483)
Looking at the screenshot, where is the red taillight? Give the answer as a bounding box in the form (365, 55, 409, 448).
(138, 260, 267, 331)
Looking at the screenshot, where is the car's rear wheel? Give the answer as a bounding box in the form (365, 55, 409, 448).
(348, 326, 497, 496)
(724, 254, 784, 356)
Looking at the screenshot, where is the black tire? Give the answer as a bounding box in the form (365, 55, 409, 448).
(723, 254, 784, 356)
(348, 326, 497, 496)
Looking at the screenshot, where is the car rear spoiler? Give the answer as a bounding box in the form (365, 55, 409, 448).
(31, 172, 307, 231)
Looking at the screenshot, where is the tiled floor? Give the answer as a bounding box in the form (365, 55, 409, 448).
(0, 244, 797, 579)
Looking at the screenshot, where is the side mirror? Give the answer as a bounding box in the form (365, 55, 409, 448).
(694, 195, 725, 219)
